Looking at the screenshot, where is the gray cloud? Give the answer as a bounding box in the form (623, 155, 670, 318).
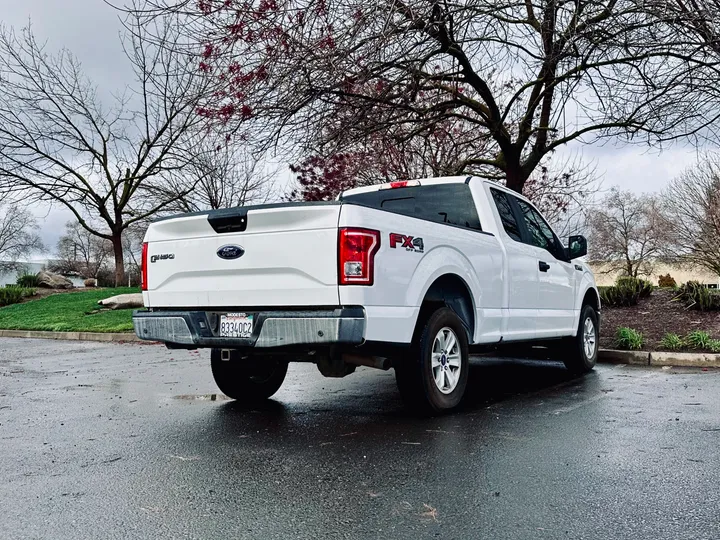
(2, 0, 131, 92)
(557, 141, 700, 193)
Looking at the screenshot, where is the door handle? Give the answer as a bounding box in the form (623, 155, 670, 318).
(539, 261, 550, 272)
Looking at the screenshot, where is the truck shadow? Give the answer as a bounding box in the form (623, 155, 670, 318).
(200, 356, 599, 432)
(461, 356, 588, 408)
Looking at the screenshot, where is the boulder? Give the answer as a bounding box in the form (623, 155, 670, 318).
(37, 270, 74, 289)
(98, 293, 144, 310)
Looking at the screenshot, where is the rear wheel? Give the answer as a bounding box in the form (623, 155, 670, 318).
(562, 304, 599, 374)
(210, 349, 288, 401)
(395, 307, 470, 413)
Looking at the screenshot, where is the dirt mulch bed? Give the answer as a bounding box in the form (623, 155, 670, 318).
(600, 288, 720, 351)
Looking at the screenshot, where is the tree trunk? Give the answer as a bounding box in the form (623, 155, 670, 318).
(505, 161, 528, 194)
(111, 232, 126, 288)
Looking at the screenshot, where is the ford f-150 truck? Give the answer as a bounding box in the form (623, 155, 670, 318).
(133, 176, 600, 412)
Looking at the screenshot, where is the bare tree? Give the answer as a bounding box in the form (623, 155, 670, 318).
(523, 155, 599, 237)
(55, 221, 113, 279)
(662, 156, 720, 277)
(588, 188, 667, 278)
(132, 0, 720, 194)
(0, 14, 213, 286)
(144, 141, 277, 212)
(0, 201, 43, 270)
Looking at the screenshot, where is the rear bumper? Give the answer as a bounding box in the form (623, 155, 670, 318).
(132, 307, 366, 350)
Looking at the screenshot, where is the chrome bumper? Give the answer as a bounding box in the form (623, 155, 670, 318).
(132, 308, 366, 349)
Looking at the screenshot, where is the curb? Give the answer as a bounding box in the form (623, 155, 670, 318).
(648, 351, 720, 368)
(598, 350, 650, 365)
(0, 329, 144, 343)
(599, 349, 720, 368)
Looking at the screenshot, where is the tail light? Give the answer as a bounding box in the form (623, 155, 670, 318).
(141, 242, 148, 291)
(338, 228, 380, 286)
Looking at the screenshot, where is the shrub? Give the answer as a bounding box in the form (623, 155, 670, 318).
(658, 274, 677, 288)
(618, 277, 653, 299)
(16, 273, 39, 288)
(84, 278, 97, 288)
(674, 281, 720, 311)
(640, 280, 653, 298)
(96, 268, 116, 288)
(616, 327, 644, 350)
(709, 340, 720, 354)
(0, 287, 25, 307)
(600, 285, 637, 307)
(598, 286, 620, 307)
(660, 333, 684, 351)
(600, 277, 653, 307)
(685, 330, 713, 350)
(2, 285, 36, 298)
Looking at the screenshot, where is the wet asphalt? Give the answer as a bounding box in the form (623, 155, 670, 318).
(1, 338, 720, 540)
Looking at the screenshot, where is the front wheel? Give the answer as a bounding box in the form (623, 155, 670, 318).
(395, 307, 470, 413)
(562, 304, 599, 374)
(210, 349, 288, 402)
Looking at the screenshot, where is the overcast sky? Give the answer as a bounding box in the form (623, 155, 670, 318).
(0, 1, 706, 254)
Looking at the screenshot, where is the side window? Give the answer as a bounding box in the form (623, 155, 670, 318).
(515, 199, 565, 260)
(490, 189, 522, 242)
(414, 184, 482, 231)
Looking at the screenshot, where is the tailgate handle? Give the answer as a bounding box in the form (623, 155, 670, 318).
(208, 213, 248, 234)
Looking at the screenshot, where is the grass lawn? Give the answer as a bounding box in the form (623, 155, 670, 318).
(0, 288, 138, 333)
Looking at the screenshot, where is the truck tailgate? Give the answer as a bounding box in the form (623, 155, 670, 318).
(144, 203, 341, 308)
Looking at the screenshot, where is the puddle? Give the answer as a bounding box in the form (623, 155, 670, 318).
(173, 393, 230, 401)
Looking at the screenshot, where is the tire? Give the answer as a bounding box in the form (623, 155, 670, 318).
(210, 349, 288, 402)
(395, 307, 470, 413)
(563, 304, 599, 374)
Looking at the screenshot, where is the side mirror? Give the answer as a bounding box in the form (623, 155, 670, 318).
(568, 235, 588, 259)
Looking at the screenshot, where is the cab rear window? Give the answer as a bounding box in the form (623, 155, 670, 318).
(341, 184, 482, 232)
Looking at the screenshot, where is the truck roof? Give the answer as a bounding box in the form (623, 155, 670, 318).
(340, 176, 471, 198)
(340, 176, 534, 205)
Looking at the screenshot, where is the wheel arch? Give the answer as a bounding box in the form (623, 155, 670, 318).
(582, 286, 601, 312)
(414, 273, 475, 343)
(571, 285, 601, 337)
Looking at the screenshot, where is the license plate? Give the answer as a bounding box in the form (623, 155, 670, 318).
(219, 313, 254, 338)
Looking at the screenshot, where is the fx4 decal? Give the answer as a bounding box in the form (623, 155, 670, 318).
(389, 233, 424, 253)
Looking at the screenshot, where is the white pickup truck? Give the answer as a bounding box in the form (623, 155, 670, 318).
(134, 177, 600, 412)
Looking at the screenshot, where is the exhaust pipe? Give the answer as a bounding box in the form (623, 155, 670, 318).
(342, 353, 391, 371)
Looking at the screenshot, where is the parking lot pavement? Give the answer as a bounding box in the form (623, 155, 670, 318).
(1, 338, 720, 540)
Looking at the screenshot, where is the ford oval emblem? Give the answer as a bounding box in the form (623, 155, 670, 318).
(217, 245, 245, 260)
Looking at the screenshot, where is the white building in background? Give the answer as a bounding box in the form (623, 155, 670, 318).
(0, 261, 85, 288)
(589, 261, 720, 288)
